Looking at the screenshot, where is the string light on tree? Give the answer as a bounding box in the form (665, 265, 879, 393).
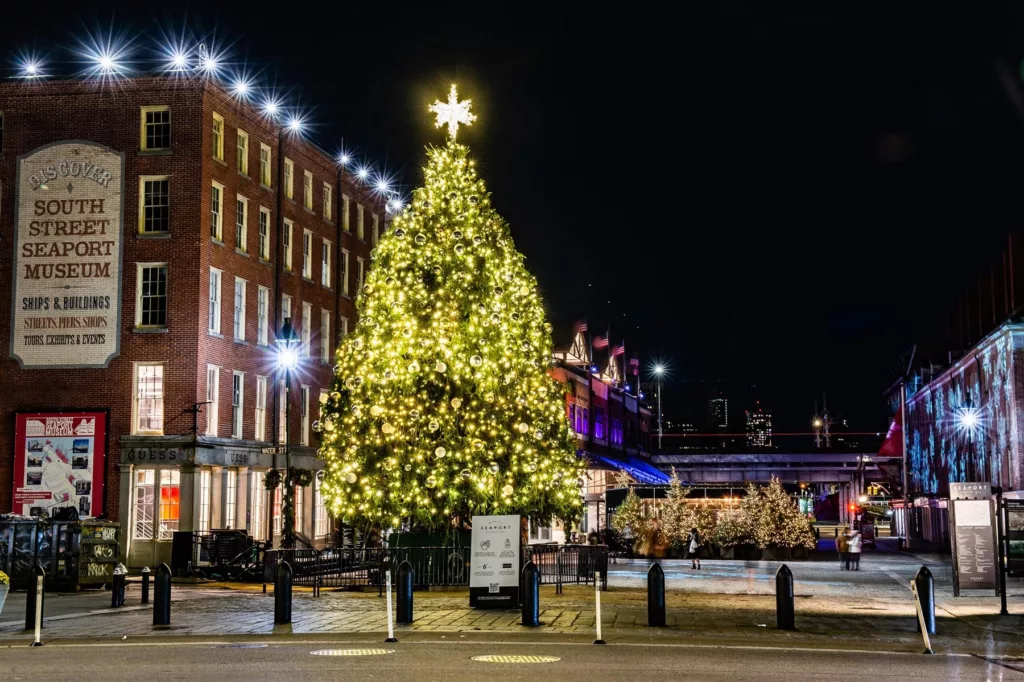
(317, 84, 583, 530)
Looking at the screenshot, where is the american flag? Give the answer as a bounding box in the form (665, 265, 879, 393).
(592, 334, 609, 349)
(573, 320, 588, 334)
(611, 342, 625, 356)
(629, 357, 640, 376)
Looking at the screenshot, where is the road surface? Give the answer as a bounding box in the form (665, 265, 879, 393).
(3, 636, 1020, 680)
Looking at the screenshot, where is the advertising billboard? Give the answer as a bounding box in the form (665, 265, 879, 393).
(469, 514, 520, 608)
(12, 412, 106, 518)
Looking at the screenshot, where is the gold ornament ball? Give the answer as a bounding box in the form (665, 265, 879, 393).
(435, 446, 447, 458)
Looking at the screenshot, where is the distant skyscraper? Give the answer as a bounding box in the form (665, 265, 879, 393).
(746, 403, 772, 448)
(708, 390, 728, 431)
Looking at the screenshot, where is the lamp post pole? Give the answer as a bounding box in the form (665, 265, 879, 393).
(653, 365, 665, 452)
(277, 318, 299, 550)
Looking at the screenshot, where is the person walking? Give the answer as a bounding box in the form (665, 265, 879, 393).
(688, 528, 702, 570)
(847, 530, 863, 571)
(836, 529, 849, 570)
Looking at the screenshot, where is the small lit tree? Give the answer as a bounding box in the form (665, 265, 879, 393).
(658, 468, 693, 549)
(745, 477, 816, 550)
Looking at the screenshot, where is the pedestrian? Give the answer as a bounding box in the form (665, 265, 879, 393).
(688, 528, 701, 570)
(836, 530, 849, 570)
(848, 530, 862, 571)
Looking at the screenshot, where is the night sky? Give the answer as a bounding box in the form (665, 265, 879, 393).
(5, 2, 1024, 433)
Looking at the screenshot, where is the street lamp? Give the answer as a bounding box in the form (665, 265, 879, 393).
(652, 364, 665, 451)
(276, 317, 300, 549)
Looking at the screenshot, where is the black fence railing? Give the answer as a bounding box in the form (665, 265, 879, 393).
(262, 544, 609, 595)
(171, 530, 267, 580)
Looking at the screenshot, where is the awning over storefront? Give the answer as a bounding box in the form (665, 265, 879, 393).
(589, 453, 670, 485)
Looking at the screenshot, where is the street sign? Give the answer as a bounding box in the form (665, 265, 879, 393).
(261, 446, 286, 455)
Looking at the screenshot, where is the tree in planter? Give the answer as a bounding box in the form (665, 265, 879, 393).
(611, 485, 649, 553)
(748, 477, 816, 551)
(658, 468, 694, 551)
(713, 510, 752, 552)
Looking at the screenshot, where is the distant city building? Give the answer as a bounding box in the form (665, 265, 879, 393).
(745, 403, 772, 448)
(708, 391, 728, 430)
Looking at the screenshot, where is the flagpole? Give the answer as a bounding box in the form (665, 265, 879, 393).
(900, 381, 910, 547)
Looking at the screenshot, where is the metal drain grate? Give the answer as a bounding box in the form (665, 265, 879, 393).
(472, 655, 561, 664)
(311, 649, 395, 657)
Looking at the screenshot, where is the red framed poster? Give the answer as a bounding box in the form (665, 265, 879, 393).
(13, 412, 106, 518)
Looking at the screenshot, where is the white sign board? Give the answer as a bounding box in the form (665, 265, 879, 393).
(469, 514, 520, 608)
(11, 141, 124, 368)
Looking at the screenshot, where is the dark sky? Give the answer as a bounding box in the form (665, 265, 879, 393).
(5, 2, 1024, 431)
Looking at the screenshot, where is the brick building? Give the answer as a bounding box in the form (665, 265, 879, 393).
(0, 77, 386, 568)
(539, 325, 662, 542)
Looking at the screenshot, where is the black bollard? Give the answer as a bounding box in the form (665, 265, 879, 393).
(141, 566, 151, 605)
(25, 563, 45, 634)
(274, 561, 293, 624)
(647, 562, 666, 627)
(834, 528, 838, 538)
(914, 566, 936, 635)
(111, 565, 127, 608)
(522, 560, 540, 627)
(775, 564, 795, 631)
(397, 560, 414, 624)
(153, 563, 171, 626)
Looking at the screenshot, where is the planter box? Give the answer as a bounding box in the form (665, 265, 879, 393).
(792, 546, 809, 560)
(762, 546, 792, 561)
(719, 547, 736, 560)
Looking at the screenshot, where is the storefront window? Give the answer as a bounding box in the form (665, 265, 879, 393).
(133, 470, 155, 540)
(158, 469, 180, 539)
(272, 487, 282, 535)
(315, 476, 328, 537)
(198, 469, 211, 532)
(250, 472, 266, 540)
(225, 470, 237, 530)
(295, 485, 304, 535)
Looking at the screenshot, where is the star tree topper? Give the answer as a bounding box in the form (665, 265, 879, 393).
(429, 84, 477, 141)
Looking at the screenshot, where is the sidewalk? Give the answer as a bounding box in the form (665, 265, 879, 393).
(1, 585, 1020, 656)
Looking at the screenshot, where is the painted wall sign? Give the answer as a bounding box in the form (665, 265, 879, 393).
(11, 141, 125, 368)
(469, 514, 520, 609)
(12, 412, 106, 518)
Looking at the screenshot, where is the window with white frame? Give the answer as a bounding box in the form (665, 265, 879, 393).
(281, 294, 292, 329)
(208, 268, 221, 333)
(315, 474, 329, 537)
(198, 469, 212, 532)
(255, 375, 268, 441)
(133, 469, 155, 540)
(158, 469, 180, 539)
(257, 286, 269, 345)
(372, 213, 379, 246)
(342, 194, 350, 231)
(356, 257, 365, 293)
(301, 302, 312, 357)
(224, 469, 237, 529)
(321, 240, 331, 287)
(212, 112, 225, 161)
(273, 487, 282, 535)
(341, 249, 350, 295)
(283, 219, 293, 271)
(210, 182, 224, 241)
(232, 371, 244, 439)
(250, 471, 267, 540)
(356, 203, 365, 240)
(139, 176, 170, 233)
(260, 143, 272, 187)
(301, 385, 310, 445)
(258, 207, 271, 260)
(236, 129, 249, 175)
(302, 230, 312, 279)
(320, 310, 330, 364)
(295, 484, 304, 535)
(233, 277, 247, 340)
(140, 105, 171, 151)
(278, 380, 287, 444)
(206, 365, 220, 436)
(339, 316, 349, 342)
(133, 363, 164, 434)
(303, 170, 313, 210)
(284, 158, 294, 200)
(136, 263, 168, 328)
(235, 195, 248, 252)
(323, 183, 332, 220)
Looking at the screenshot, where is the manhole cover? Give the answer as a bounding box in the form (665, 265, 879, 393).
(472, 655, 561, 663)
(311, 649, 395, 657)
(212, 644, 268, 649)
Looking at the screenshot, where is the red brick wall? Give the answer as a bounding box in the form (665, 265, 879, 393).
(0, 78, 384, 522)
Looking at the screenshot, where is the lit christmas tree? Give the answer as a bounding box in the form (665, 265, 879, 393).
(745, 477, 816, 550)
(316, 85, 584, 531)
